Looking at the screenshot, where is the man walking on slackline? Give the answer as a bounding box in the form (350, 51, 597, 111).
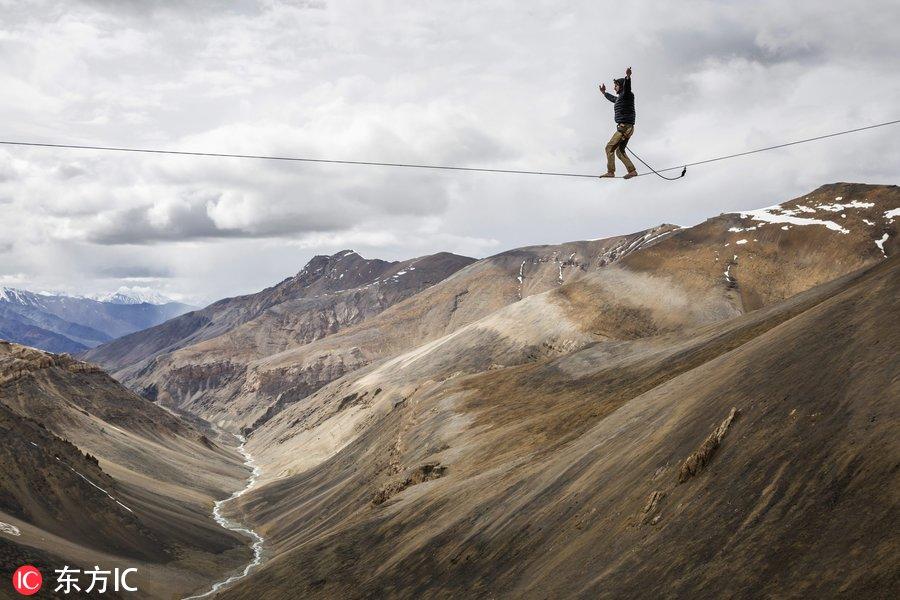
(599, 66, 637, 179)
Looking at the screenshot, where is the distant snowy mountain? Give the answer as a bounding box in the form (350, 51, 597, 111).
(0, 286, 195, 353)
(0, 287, 47, 308)
(87, 287, 177, 306)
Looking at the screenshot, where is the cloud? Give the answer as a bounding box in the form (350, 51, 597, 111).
(94, 264, 173, 279)
(0, 0, 897, 303)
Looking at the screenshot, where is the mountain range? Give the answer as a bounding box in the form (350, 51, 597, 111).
(0, 288, 194, 354)
(2, 182, 897, 599)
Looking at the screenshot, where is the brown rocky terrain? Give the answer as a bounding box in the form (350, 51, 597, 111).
(236, 183, 896, 480)
(0, 342, 255, 599)
(88, 225, 679, 433)
(222, 249, 899, 600)
(82, 251, 476, 429)
(7, 182, 897, 598)
(205, 182, 897, 598)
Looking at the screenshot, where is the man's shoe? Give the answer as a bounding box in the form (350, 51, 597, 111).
(599, 172, 615, 178)
(623, 170, 638, 179)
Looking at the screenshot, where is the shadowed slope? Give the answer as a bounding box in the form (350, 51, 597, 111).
(0, 343, 255, 599)
(220, 254, 898, 600)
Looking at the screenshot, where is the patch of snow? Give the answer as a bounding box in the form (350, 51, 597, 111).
(885, 208, 900, 220)
(757, 204, 816, 217)
(70, 467, 133, 513)
(557, 262, 563, 284)
(741, 207, 849, 234)
(517, 260, 526, 284)
(0, 521, 20, 537)
(817, 200, 874, 212)
(623, 233, 650, 255)
(637, 229, 674, 248)
(395, 270, 407, 276)
(875, 233, 889, 257)
(835, 196, 843, 201)
(781, 225, 790, 230)
(863, 219, 875, 226)
(736, 239, 748, 245)
(728, 226, 757, 232)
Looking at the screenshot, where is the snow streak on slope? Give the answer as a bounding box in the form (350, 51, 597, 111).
(740, 206, 850, 234)
(0, 521, 20, 537)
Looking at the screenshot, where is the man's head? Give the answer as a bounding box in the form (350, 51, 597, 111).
(613, 78, 625, 93)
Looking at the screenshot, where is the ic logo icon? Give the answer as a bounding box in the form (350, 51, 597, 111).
(12, 565, 42, 596)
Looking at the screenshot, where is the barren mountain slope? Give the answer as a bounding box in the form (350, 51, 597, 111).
(255, 184, 896, 439)
(123, 226, 678, 432)
(220, 252, 898, 600)
(0, 342, 255, 599)
(620, 182, 899, 312)
(84, 251, 474, 375)
(241, 183, 896, 478)
(96, 184, 895, 443)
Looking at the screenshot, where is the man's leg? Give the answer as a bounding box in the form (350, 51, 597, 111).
(616, 125, 637, 175)
(603, 129, 624, 176)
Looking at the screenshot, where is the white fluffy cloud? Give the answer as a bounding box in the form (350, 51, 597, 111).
(0, 0, 898, 303)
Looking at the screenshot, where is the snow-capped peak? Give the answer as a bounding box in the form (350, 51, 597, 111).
(0, 286, 44, 306)
(88, 287, 176, 305)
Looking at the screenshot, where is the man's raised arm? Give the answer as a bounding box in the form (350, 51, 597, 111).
(623, 66, 632, 93)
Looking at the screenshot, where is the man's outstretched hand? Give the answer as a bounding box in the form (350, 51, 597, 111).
(626, 66, 632, 77)
(599, 83, 606, 93)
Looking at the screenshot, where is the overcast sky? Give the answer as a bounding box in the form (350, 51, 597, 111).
(1, 0, 898, 305)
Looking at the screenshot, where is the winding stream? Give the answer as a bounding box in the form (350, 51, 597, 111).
(184, 434, 264, 599)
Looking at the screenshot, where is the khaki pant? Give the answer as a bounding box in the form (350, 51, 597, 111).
(605, 123, 635, 174)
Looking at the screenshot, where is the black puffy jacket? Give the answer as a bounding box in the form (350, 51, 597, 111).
(603, 77, 635, 125)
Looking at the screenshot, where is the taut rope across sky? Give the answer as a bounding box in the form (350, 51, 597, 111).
(1, 119, 897, 180)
